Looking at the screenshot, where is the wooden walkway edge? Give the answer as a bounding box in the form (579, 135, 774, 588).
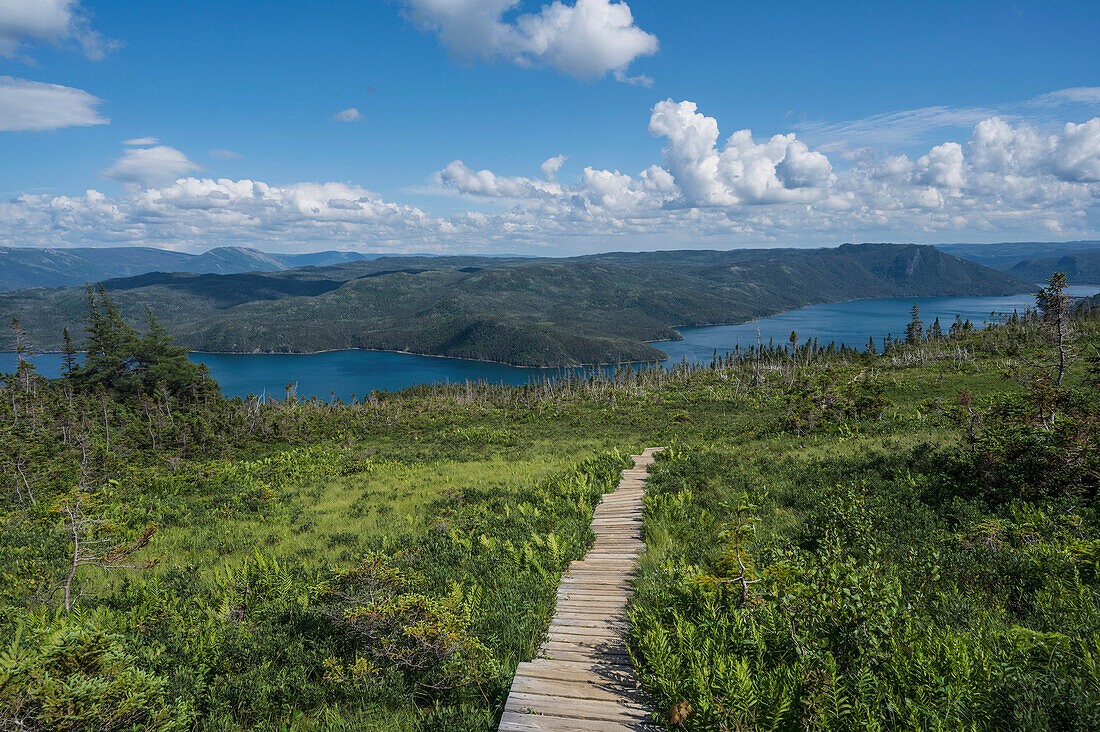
(499, 447, 665, 731)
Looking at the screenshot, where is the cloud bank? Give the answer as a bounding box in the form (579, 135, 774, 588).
(3, 95, 1100, 252)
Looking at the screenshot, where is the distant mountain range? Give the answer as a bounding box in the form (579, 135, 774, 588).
(939, 240, 1100, 278)
(4, 240, 1096, 292)
(1, 243, 1030, 367)
(1001, 253, 1100, 284)
(0, 246, 385, 291)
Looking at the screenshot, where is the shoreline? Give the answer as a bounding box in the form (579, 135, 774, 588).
(189, 346, 670, 370)
(7, 286, 1075, 370)
(644, 285, 1051, 345)
(6, 345, 670, 371)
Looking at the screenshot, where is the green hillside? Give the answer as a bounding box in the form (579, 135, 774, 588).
(1, 243, 1030, 366)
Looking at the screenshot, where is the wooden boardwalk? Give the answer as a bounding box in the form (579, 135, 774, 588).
(499, 447, 665, 731)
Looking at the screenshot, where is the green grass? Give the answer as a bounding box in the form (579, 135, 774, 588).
(4, 310, 1100, 730)
(136, 444, 607, 576)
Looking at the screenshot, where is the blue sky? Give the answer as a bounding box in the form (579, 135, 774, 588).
(1, 0, 1099, 254)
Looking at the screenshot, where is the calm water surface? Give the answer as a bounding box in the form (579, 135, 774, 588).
(6, 286, 1097, 400)
(658, 286, 1099, 362)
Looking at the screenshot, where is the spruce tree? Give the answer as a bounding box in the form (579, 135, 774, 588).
(78, 284, 138, 391)
(132, 308, 201, 396)
(9, 318, 28, 363)
(9, 318, 37, 391)
(950, 314, 964, 337)
(61, 328, 79, 377)
(905, 303, 924, 344)
(1035, 272, 1075, 385)
(72, 286, 201, 398)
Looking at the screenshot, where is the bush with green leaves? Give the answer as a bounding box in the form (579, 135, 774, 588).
(631, 441, 1100, 730)
(0, 624, 192, 731)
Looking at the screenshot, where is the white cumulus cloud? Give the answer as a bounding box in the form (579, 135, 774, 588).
(648, 99, 835, 206)
(331, 107, 365, 122)
(966, 116, 1100, 182)
(540, 154, 568, 181)
(438, 160, 561, 197)
(916, 142, 966, 188)
(0, 76, 108, 131)
(1051, 119, 1100, 182)
(101, 145, 203, 188)
(398, 0, 656, 81)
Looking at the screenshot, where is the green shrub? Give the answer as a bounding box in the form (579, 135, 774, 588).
(0, 624, 192, 731)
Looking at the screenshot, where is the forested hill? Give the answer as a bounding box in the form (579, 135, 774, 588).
(1, 243, 1030, 366)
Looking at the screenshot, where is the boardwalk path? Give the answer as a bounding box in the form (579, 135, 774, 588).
(498, 447, 665, 731)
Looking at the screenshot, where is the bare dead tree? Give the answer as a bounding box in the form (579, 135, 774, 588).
(57, 496, 157, 610)
(14, 457, 36, 506)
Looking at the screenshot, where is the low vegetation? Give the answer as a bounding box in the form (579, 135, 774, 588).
(631, 276, 1100, 730)
(1, 275, 1097, 729)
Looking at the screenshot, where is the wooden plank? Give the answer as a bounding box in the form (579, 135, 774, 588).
(555, 593, 631, 603)
(551, 598, 629, 608)
(546, 618, 626, 629)
(504, 691, 650, 722)
(546, 632, 626, 648)
(510, 674, 643, 703)
(558, 580, 633, 589)
(555, 585, 631, 595)
(555, 586, 633, 596)
(552, 602, 629, 612)
(498, 710, 655, 731)
(551, 594, 631, 602)
(540, 647, 631, 664)
(545, 625, 626, 639)
(545, 615, 628, 628)
(535, 648, 629, 664)
(559, 575, 633, 584)
(526, 659, 638, 679)
(546, 620, 628, 630)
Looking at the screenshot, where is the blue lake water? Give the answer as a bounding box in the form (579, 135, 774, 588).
(5, 286, 1097, 400)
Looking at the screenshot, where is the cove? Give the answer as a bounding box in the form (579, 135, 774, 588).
(5, 286, 1097, 400)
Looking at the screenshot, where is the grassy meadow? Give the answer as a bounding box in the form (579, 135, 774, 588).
(3, 284, 1100, 730)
